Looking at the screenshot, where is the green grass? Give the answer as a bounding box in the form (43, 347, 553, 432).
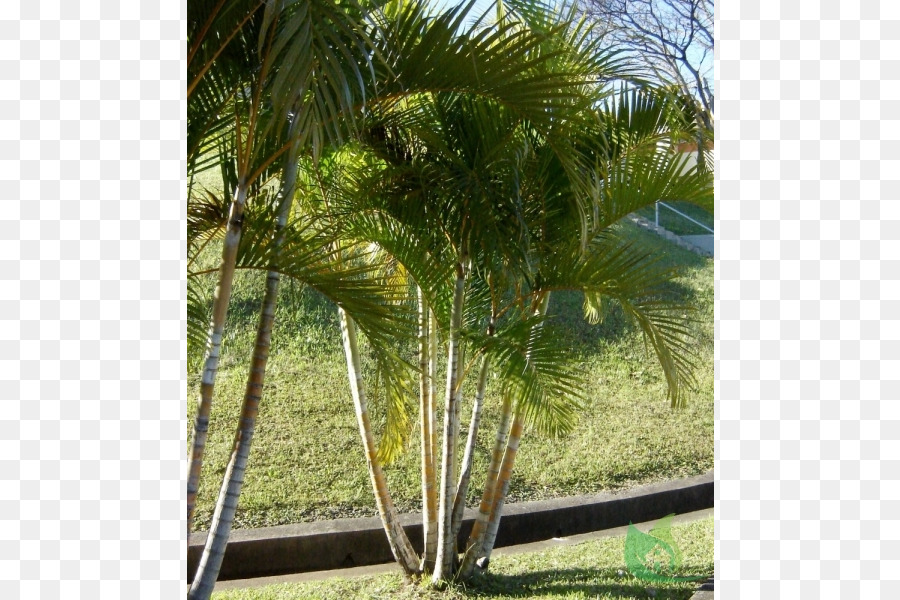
(635, 202, 713, 237)
(187, 221, 713, 531)
(211, 517, 714, 599)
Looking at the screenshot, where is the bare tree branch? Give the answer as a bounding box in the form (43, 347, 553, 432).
(579, 0, 714, 125)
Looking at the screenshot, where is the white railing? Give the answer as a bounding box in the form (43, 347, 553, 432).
(655, 201, 713, 234)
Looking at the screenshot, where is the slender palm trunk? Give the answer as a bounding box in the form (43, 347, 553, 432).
(340, 309, 421, 574)
(459, 294, 550, 578)
(188, 259, 280, 600)
(476, 293, 551, 569)
(312, 162, 420, 574)
(189, 137, 303, 599)
(429, 310, 439, 486)
(432, 264, 467, 583)
(450, 352, 490, 543)
(418, 290, 438, 572)
(187, 180, 248, 539)
(458, 391, 511, 578)
(479, 410, 525, 566)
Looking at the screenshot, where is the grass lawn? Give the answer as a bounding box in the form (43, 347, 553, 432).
(187, 220, 713, 531)
(211, 517, 714, 599)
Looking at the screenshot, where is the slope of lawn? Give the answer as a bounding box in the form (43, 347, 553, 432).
(211, 517, 714, 600)
(634, 201, 713, 236)
(187, 221, 713, 531)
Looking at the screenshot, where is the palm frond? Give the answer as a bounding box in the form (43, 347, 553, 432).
(187, 275, 213, 374)
(369, 340, 416, 464)
(187, 0, 264, 173)
(480, 314, 585, 437)
(218, 207, 418, 350)
(260, 0, 375, 160)
(187, 188, 229, 258)
(539, 231, 700, 407)
(596, 147, 713, 230)
(369, 0, 594, 130)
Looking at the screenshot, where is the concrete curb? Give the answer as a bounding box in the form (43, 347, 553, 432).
(188, 471, 712, 583)
(690, 577, 715, 599)
(211, 508, 714, 592)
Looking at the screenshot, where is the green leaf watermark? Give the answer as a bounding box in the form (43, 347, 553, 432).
(623, 514, 707, 584)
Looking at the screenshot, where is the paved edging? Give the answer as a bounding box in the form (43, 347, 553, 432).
(188, 471, 713, 583)
(210, 508, 714, 592)
(690, 577, 715, 599)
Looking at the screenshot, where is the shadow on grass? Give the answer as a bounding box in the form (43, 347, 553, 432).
(546, 279, 701, 356)
(463, 565, 709, 600)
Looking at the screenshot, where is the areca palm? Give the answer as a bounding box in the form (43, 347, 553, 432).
(296, 151, 426, 574)
(458, 82, 714, 577)
(280, 0, 618, 582)
(346, 12, 713, 583)
(187, 0, 384, 597)
(186, 0, 375, 546)
(337, 91, 599, 588)
(189, 0, 610, 590)
(188, 0, 712, 594)
(342, 2, 621, 583)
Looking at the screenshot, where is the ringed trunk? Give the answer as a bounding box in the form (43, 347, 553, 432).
(458, 391, 511, 578)
(450, 352, 490, 543)
(188, 261, 280, 600)
(429, 309, 439, 493)
(187, 179, 248, 538)
(189, 137, 302, 598)
(432, 265, 467, 583)
(340, 309, 420, 575)
(479, 410, 525, 566)
(418, 290, 438, 571)
(460, 293, 549, 577)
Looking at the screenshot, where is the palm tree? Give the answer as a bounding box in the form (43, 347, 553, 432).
(187, 0, 713, 594)
(343, 5, 715, 581)
(459, 83, 714, 577)
(187, 0, 387, 596)
(298, 150, 426, 574)
(282, 0, 615, 583)
(189, 0, 606, 586)
(324, 1, 711, 586)
(341, 2, 624, 583)
(186, 0, 377, 546)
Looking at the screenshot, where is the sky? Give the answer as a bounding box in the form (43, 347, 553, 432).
(429, 0, 509, 24)
(424, 0, 712, 98)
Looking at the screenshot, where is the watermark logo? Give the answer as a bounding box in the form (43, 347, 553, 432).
(623, 514, 706, 584)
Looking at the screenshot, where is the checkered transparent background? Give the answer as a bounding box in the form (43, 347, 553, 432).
(717, 2, 898, 598)
(0, 1, 184, 598)
(0, 0, 896, 597)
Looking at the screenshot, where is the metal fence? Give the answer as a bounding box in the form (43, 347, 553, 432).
(654, 201, 713, 234)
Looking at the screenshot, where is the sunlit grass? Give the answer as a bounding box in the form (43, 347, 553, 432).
(187, 221, 713, 531)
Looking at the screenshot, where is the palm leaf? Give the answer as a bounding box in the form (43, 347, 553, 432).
(479, 313, 586, 437)
(368, 334, 417, 464)
(187, 275, 213, 374)
(539, 231, 700, 407)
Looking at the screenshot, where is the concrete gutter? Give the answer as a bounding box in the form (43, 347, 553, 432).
(188, 471, 712, 583)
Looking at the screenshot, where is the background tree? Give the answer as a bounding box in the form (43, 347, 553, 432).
(577, 0, 713, 145)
